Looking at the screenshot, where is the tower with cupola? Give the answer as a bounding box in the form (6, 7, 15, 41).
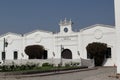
(59, 18, 73, 34)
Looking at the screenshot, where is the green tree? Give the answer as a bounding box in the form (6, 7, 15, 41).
(86, 42, 107, 66)
(25, 45, 45, 59)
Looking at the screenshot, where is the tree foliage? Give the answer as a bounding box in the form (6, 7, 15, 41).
(86, 42, 107, 66)
(24, 45, 45, 59)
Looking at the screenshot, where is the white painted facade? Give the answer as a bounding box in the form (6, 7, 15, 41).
(0, 0, 120, 71)
(0, 20, 116, 67)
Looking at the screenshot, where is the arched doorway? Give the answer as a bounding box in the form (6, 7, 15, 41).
(24, 45, 48, 59)
(86, 42, 111, 66)
(61, 49, 72, 59)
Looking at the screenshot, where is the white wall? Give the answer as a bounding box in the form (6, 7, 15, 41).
(54, 33, 79, 59)
(24, 30, 54, 59)
(0, 25, 116, 67)
(0, 33, 23, 60)
(80, 25, 116, 66)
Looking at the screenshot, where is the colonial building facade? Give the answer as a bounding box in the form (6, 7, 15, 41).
(0, 19, 116, 66)
(0, 0, 120, 71)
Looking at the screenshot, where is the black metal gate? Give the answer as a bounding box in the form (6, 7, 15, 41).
(61, 49, 72, 59)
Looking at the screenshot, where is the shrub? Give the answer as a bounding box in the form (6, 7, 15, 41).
(0, 62, 39, 71)
(71, 62, 80, 67)
(58, 63, 62, 67)
(66, 62, 80, 67)
(65, 63, 71, 67)
(42, 63, 53, 67)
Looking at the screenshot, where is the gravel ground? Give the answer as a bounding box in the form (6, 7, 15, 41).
(0, 67, 119, 80)
(83, 72, 119, 80)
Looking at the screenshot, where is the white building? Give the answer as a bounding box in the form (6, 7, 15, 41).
(0, 19, 116, 66)
(0, 0, 120, 71)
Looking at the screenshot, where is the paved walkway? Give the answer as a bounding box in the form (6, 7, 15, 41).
(0, 67, 119, 80)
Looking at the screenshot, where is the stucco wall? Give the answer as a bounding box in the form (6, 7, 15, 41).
(0, 24, 116, 67)
(80, 25, 116, 66)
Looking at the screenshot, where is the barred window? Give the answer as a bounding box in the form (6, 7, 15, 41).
(14, 51, 18, 60)
(2, 52, 5, 60)
(106, 48, 111, 58)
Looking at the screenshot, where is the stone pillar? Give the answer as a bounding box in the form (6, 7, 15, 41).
(114, 0, 120, 74)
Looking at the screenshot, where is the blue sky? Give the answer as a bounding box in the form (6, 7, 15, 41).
(0, 0, 114, 34)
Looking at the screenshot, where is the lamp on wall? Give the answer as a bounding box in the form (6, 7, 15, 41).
(21, 53, 24, 57)
(4, 38, 8, 49)
(60, 45, 64, 66)
(77, 51, 80, 56)
(2, 38, 8, 62)
(3, 38, 8, 52)
(77, 51, 81, 66)
(53, 52, 55, 57)
(52, 52, 55, 65)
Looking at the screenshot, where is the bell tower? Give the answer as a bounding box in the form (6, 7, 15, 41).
(59, 18, 73, 34)
(114, 0, 120, 73)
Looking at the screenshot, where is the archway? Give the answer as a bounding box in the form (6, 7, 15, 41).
(86, 42, 111, 66)
(24, 45, 48, 59)
(61, 49, 72, 59)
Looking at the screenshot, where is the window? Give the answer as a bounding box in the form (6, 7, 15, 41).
(64, 28, 68, 33)
(2, 52, 5, 60)
(14, 51, 18, 60)
(106, 48, 111, 58)
(43, 50, 47, 59)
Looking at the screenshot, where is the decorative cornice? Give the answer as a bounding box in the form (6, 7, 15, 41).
(80, 24, 115, 32)
(24, 29, 53, 36)
(0, 32, 22, 38)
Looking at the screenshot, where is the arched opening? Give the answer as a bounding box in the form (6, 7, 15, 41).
(61, 49, 72, 59)
(24, 45, 48, 59)
(86, 42, 111, 66)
